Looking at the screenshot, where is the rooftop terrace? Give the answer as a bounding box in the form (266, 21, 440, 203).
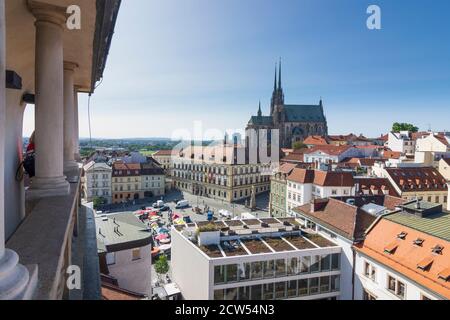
(177, 217, 339, 259)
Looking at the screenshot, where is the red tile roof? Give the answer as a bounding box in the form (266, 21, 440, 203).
(383, 150, 402, 160)
(386, 167, 448, 192)
(356, 177, 400, 197)
(112, 162, 141, 177)
(294, 198, 376, 241)
(305, 145, 352, 156)
(153, 150, 174, 156)
(355, 218, 450, 299)
(287, 169, 354, 187)
(304, 135, 329, 146)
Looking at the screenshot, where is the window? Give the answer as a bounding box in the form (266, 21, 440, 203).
(309, 278, 319, 295)
(263, 283, 274, 300)
(287, 280, 297, 298)
(387, 275, 406, 299)
(238, 263, 251, 282)
(363, 290, 377, 300)
(298, 279, 308, 296)
(321, 255, 331, 271)
(263, 260, 275, 278)
(364, 261, 376, 282)
(132, 248, 141, 261)
(287, 258, 298, 276)
(225, 288, 238, 300)
(106, 252, 115, 265)
(275, 259, 286, 277)
(275, 282, 286, 299)
(250, 285, 262, 300)
(238, 286, 250, 300)
(214, 266, 225, 285)
(330, 275, 340, 292)
(421, 294, 432, 300)
(331, 254, 340, 270)
(310, 255, 320, 273)
(226, 264, 238, 283)
(300, 256, 310, 274)
(214, 289, 224, 300)
(320, 276, 330, 293)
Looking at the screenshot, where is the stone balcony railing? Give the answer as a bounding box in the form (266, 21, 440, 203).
(6, 167, 101, 300)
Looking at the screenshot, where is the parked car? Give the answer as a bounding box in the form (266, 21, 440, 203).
(175, 200, 189, 209)
(160, 205, 170, 212)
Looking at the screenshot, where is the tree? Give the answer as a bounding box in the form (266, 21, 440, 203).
(93, 197, 106, 210)
(292, 141, 307, 150)
(154, 254, 170, 280)
(392, 122, 419, 133)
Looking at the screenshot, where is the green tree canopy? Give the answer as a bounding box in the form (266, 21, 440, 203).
(155, 254, 170, 276)
(292, 141, 307, 150)
(93, 197, 106, 209)
(392, 122, 419, 133)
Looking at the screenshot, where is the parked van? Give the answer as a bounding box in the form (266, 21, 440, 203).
(175, 200, 189, 209)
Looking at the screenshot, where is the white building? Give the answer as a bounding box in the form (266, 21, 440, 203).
(172, 218, 342, 300)
(387, 131, 416, 155)
(286, 168, 355, 213)
(292, 196, 405, 300)
(303, 145, 362, 167)
(438, 158, 450, 181)
(83, 161, 112, 204)
(354, 201, 450, 300)
(415, 133, 450, 167)
(96, 212, 153, 297)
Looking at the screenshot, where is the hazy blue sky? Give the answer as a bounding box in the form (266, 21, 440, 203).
(23, 0, 450, 139)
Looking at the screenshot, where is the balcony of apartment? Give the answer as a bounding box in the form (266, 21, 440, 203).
(0, 0, 120, 300)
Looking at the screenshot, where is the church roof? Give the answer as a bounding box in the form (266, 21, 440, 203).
(248, 115, 273, 126)
(283, 105, 326, 123)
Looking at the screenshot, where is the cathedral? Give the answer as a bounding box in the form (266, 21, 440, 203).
(246, 62, 328, 149)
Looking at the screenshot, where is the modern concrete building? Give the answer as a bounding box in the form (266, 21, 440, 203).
(354, 201, 450, 300)
(83, 161, 112, 204)
(0, 0, 120, 299)
(96, 212, 152, 297)
(172, 218, 341, 300)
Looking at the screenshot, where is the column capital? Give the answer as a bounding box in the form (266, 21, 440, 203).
(27, 0, 68, 27)
(63, 61, 79, 71)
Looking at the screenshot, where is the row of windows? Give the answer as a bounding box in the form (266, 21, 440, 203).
(214, 254, 340, 285)
(404, 195, 447, 204)
(214, 276, 340, 300)
(363, 261, 432, 300)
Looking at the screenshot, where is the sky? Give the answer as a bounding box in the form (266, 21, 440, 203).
(23, 0, 450, 139)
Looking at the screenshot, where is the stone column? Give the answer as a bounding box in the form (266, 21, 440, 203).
(28, 1, 69, 197)
(0, 0, 32, 300)
(63, 62, 79, 172)
(73, 88, 80, 161)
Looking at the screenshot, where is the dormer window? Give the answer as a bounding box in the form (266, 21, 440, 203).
(414, 238, 425, 246)
(438, 268, 450, 282)
(384, 242, 398, 255)
(397, 232, 407, 240)
(432, 245, 444, 255)
(417, 257, 434, 271)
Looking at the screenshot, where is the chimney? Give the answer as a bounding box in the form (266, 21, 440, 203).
(310, 198, 328, 213)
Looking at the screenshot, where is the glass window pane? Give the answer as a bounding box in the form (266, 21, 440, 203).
(309, 278, 319, 295)
(214, 266, 225, 285)
(287, 280, 297, 298)
(264, 260, 275, 278)
(298, 279, 308, 296)
(300, 256, 310, 274)
(263, 283, 274, 300)
(331, 275, 340, 292)
(226, 264, 238, 283)
(287, 257, 298, 276)
(311, 256, 320, 273)
(320, 276, 330, 293)
(238, 263, 251, 282)
(331, 254, 340, 270)
(238, 286, 250, 300)
(275, 282, 287, 299)
(251, 261, 263, 280)
(321, 255, 331, 271)
(225, 288, 238, 300)
(275, 259, 286, 277)
(214, 289, 224, 300)
(250, 285, 262, 300)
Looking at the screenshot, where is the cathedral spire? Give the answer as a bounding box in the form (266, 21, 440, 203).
(273, 63, 277, 91)
(257, 101, 262, 117)
(278, 58, 282, 90)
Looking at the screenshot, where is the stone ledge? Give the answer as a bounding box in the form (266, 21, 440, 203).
(6, 168, 81, 300)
